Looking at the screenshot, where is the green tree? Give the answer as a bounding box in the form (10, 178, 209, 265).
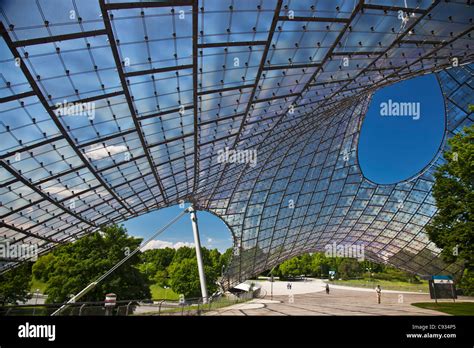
(139, 247, 176, 285)
(311, 252, 329, 277)
(279, 257, 302, 278)
(209, 248, 221, 269)
(299, 254, 313, 275)
(172, 246, 195, 264)
(0, 262, 32, 306)
(31, 253, 55, 283)
(33, 224, 150, 303)
(152, 269, 169, 288)
(168, 258, 218, 298)
(219, 247, 233, 272)
(360, 260, 384, 274)
(337, 258, 361, 280)
(326, 256, 344, 276)
(164, 246, 222, 298)
(141, 247, 175, 270)
(425, 125, 473, 294)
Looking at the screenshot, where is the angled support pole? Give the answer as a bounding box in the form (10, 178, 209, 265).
(188, 205, 208, 303)
(51, 209, 188, 316)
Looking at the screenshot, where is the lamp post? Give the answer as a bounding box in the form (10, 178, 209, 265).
(366, 267, 372, 286)
(269, 266, 276, 300)
(270, 274, 274, 300)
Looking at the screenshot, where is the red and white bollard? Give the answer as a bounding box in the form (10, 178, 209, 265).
(104, 293, 117, 316)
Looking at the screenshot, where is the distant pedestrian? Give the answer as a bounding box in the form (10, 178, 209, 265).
(375, 285, 381, 304)
(287, 282, 290, 290)
(325, 284, 330, 294)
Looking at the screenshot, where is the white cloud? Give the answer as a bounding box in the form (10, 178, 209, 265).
(85, 144, 128, 160)
(142, 239, 194, 251)
(43, 186, 76, 198)
(42, 185, 91, 199)
(207, 238, 213, 243)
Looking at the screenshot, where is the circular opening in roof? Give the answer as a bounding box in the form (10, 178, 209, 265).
(358, 74, 445, 185)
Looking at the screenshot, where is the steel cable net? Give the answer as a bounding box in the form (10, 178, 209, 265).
(0, 0, 472, 290)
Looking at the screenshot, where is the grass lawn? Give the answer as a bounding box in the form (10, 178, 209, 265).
(412, 302, 474, 316)
(329, 279, 429, 292)
(149, 284, 179, 300)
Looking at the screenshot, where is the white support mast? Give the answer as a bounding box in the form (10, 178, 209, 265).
(188, 205, 208, 303)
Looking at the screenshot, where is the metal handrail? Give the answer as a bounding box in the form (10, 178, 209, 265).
(126, 301, 139, 316)
(0, 293, 249, 316)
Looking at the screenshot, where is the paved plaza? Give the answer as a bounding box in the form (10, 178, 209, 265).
(207, 280, 461, 316)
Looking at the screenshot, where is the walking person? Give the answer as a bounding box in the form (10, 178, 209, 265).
(375, 285, 381, 304)
(325, 283, 330, 294)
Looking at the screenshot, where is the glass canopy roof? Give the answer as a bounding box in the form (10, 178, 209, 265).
(0, 0, 472, 289)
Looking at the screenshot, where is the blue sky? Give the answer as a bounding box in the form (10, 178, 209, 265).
(358, 74, 445, 184)
(124, 74, 446, 250)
